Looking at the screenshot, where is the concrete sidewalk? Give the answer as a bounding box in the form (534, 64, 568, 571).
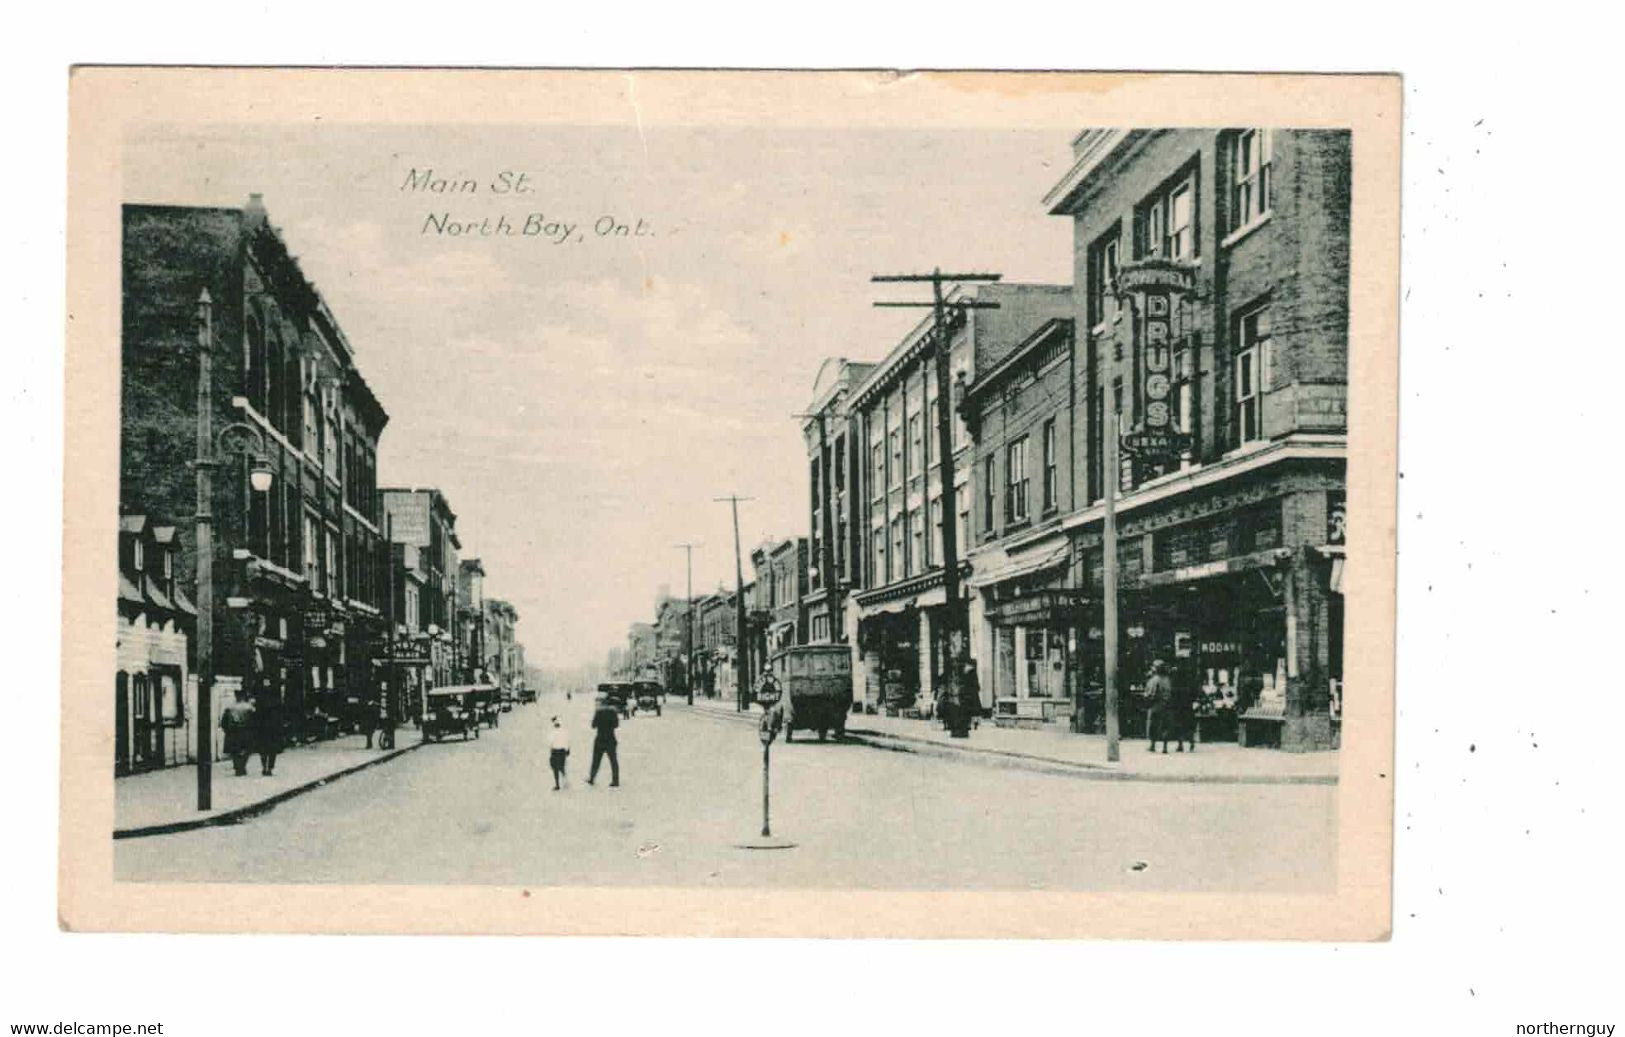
(679, 697, 1337, 785)
(114, 730, 424, 838)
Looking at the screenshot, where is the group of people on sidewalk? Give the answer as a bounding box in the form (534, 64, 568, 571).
(1144, 658, 1198, 753)
(217, 688, 282, 777)
(218, 687, 398, 778)
(545, 693, 623, 791)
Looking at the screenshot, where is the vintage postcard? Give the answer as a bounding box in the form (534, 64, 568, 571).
(61, 69, 1399, 938)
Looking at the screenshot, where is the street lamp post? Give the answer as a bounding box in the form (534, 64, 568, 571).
(192, 288, 274, 811)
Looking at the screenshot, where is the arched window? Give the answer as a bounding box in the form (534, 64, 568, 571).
(284, 348, 302, 445)
(245, 315, 267, 413)
(266, 327, 285, 432)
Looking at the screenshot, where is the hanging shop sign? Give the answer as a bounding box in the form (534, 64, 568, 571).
(1122, 429, 1189, 456)
(1118, 259, 1196, 463)
(1116, 261, 1197, 295)
(1327, 491, 1347, 545)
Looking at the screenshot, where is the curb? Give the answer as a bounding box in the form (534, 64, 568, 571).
(114, 740, 426, 840)
(676, 702, 1338, 787)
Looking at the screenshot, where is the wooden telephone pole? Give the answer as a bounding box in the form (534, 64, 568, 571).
(872, 270, 1000, 735)
(713, 495, 753, 711)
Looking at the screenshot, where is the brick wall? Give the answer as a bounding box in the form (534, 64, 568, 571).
(1059, 129, 1352, 493)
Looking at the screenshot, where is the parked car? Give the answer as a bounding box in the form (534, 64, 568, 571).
(423, 686, 482, 742)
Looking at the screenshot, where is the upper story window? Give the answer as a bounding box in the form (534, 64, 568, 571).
(1005, 436, 1030, 524)
(871, 442, 884, 501)
(889, 517, 903, 583)
(909, 509, 924, 576)
(325, 527, 340, 597)
(1230, 129, 1274, 232)
(908, 414, 923, 480)
(322, 391, 340, 476)
(888, 429, 902, 490)
(303, 389, 319, 459)
(1042, 419, 1058, 512)
(926, 401, 938, 469)
(956, 484, 970, 548)
(244, 317, 266, 414)
(1138, 171, 1198, 261)
(266, 331, 285, 434)
(1087, 229, 1120, 330)
(131, 539, 145, 573)
(303, 514, 320, 587)
(929, 496, 942, 567)
(983, 454, 997, 534)
(1232, 301, 1273, 447)
(833, 434, 846, 493)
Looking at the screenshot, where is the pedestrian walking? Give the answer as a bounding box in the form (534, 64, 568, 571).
(219, 688, 256, 776)
(1171, 668, 1197, 753)
(1145, 659, 1174, 753)
(548, 716, 570, 790)
(586, 694, 620, 787)
(256, 693, 283, 776)
(360, 697, 378, 749)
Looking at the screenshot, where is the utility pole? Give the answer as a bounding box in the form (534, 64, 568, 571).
(873, 269, 1000, 737)
(1100, 297, 1126, 763)
(714, 495, 753, 711)
(675, 542, 697, 706)
(193, 289, 215, 811)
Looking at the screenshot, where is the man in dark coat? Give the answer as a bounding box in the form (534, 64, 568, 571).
(219, 688, 256, 776)
(1145, 659, 1174, 753)
(256, 693, 283, 776)
(587, 694, 621, 787)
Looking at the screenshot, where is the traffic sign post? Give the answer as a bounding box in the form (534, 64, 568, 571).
(735, 703, 796, 850)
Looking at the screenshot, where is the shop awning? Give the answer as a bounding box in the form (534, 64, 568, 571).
(967, 542, 1070, 590)
(859, 595, 916, 617)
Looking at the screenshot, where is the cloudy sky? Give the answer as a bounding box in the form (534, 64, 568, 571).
(125, 122, 1075, 669)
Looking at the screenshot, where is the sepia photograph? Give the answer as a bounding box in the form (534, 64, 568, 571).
(61, 69, 1399, 937)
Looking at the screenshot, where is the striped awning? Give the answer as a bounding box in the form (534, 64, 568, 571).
(967, 542, 1070, 590)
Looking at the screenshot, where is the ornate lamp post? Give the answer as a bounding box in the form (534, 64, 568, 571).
(193, 289, 275, 810)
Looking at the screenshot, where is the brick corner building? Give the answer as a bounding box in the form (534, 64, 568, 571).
(120, 194, 391, 769)
(1036, 128, 1350, 751)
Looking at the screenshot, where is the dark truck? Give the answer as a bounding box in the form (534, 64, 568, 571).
(767, 644, 854, 743)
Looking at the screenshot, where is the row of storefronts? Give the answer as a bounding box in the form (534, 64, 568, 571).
(792, 128, 1351, 751)
(117, 194, 528, 776)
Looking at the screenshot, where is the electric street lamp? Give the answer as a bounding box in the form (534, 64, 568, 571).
(193, 288, 275, 811)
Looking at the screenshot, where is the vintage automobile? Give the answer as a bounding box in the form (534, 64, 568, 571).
(631, 680, 663, 716)
(768, 644, 855, 743)
(596, 681, 635, 718)
(517, 685, 537, 704)
(422, 685, 484, 742)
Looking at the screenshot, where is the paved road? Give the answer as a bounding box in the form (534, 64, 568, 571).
(116, 692, 1334, 891)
